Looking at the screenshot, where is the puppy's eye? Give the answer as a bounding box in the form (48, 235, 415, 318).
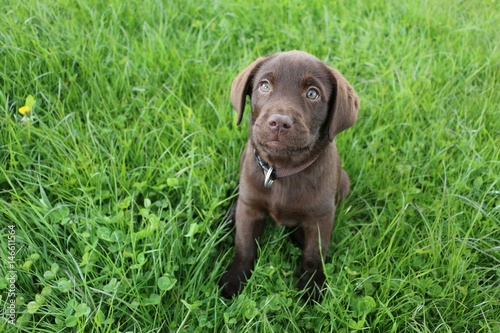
(259, 81, 271, 93)
(306, 88, 319, 100)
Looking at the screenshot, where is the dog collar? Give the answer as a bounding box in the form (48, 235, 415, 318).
(253, 149, 318, 188)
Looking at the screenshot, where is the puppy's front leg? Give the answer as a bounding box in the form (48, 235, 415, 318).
(219, 200, 266, 298)
(297, 216, 334, 300)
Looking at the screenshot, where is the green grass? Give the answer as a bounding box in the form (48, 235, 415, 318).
(1, 0, 499, 331)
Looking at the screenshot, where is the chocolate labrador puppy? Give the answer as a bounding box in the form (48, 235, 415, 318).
(220, 50, 359, 299)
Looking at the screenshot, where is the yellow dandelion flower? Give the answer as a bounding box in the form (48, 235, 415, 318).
(19, 105, 31, 115)
(19, 95, 36, 116)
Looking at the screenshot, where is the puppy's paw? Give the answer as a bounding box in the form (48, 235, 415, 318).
(298, 270, 326, 301)
(219, 270, 245, 299)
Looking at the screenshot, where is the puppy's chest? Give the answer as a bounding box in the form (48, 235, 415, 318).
(265, 183, 328, 227)
(268, 207, 306, 227)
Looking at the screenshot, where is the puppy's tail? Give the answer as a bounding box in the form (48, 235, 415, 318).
(337, 169, 350, 204)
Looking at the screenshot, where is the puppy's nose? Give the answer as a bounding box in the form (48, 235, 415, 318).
(268, 114, 293, 134)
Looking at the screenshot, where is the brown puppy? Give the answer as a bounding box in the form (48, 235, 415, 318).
(220, 51, 359, 299)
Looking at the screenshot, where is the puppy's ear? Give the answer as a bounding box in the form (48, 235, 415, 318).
(327, 67, 360, 140)
(231, 56, 269, 125)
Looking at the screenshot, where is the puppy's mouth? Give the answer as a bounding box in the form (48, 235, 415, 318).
(259, 140, 310, 156)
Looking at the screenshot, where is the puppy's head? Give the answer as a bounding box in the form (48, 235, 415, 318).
(231, 51, 359, 166)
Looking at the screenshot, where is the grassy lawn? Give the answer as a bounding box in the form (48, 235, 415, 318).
(1, 0, 499, 331)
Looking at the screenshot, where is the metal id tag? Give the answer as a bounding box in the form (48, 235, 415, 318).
(264, 166, 275, 188)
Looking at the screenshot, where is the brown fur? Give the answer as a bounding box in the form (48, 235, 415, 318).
(220, 51, 359, 299)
